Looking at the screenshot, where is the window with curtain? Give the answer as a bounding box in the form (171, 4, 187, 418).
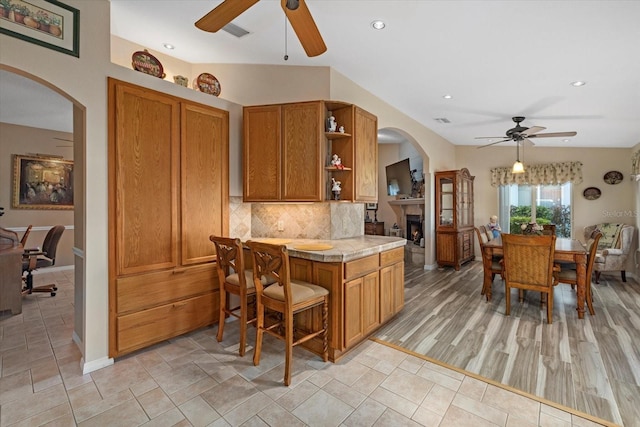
(491, 161, 582, 238)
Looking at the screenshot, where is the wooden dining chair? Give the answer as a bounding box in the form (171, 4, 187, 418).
(501, 233, 559, 324)
(556, 232, 602, 316)
(247, 240, 329, 386)
(210, 235, 261, 357)
(541, 224, 556, 236)
(475, 227, 502, 296)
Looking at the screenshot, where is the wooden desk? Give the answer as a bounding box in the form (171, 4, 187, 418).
(0, 242, 23, 315)
(482, 236, 588, 319)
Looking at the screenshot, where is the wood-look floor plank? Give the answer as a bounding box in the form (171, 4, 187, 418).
(374, 261, 637, 426)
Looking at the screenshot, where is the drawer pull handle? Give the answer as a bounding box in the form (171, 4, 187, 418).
(173, 268, 187, 274)
(172, 301, 187, 308)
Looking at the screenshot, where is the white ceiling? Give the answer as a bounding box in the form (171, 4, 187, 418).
(2, 1, 640, 148)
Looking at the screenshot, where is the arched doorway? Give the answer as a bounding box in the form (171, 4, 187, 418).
(0, 65, 87, 361)
(377, 127, 433, 268)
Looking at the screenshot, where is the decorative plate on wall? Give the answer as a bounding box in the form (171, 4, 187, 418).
(131, 50, 166, 79)
(583, 187, 602, 200)
(193, 73, 221, 96)
(603, 170, 623, 184)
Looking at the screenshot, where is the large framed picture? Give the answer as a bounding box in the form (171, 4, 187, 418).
(12, 154, 74, 210)
(0, 0, 79, 57)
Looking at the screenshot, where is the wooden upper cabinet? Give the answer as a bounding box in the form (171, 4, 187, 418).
(243, 100, 377, 203)
(354, 107, 378, 202)
(243, 105, 281, 201)
(181, 103, 229, 265)
(111, 82, 180, 276)
(281, 102, 323, 201)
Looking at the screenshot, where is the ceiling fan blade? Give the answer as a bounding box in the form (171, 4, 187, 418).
(523, 138, 535, 147)
(195, 0, 259, 32)
(522, 126, 546, 136)
(282, 0, 326, 57)
(528, 131, 577, 139)
(477, 139, 511, 148)
(475, 136, 507, 139)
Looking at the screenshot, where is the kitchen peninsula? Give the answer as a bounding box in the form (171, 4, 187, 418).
(249, 235, 406, 362)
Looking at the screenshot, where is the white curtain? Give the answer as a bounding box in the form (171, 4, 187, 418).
(632, 150, 640, 180)
(490, 161, 583, 187)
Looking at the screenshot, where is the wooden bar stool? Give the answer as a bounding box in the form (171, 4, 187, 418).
(209, 235, 259, 357)
(247, 240, 329, 386)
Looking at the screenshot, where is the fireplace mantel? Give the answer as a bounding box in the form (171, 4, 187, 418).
(388, 198, 425, 206)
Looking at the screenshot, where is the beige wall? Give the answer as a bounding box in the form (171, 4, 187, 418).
(456, 145, 638, 273)
(0, 123, 75, 266)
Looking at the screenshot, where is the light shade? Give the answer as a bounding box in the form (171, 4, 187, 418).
(512, 161, 525, 174)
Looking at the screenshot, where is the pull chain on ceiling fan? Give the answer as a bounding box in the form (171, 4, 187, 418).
(195, 0, 327, 57)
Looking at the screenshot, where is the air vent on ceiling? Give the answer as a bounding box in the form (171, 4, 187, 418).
(222, 23, 250, 38)
(434, 118, 451, 124)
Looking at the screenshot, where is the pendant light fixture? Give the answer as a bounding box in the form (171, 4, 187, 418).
(512, 140, 525, 174)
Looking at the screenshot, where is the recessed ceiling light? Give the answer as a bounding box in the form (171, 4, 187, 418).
(563, 139, 570, 142)
(442, 94, 453, 99)
(371, 20, 385, 30)
(570, 81, 586, 87)
(163, 43, 175, 50)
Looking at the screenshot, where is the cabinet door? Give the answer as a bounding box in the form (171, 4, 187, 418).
(379, 265, 394, 323)
(354, 107, 378, 202)
(437, 232, 456, 265)
(181, 103, 228, 265)
(282, 102, 322, 201)
(111, 82, 180, 276)
(243, 105, 281, 201)
(392, 262, 404, 314)
(344, 277, 364, 348)
(362, 271, 380, 335)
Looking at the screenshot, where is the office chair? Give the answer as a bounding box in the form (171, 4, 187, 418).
(22, 225, 65, 297)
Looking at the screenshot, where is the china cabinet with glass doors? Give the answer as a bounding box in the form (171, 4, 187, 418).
(435, 168, 475, 270)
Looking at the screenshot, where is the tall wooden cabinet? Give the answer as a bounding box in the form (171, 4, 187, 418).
(108, 79, 228, 357)
(435, 168, 475, 270)
(243, 100, 377, 202)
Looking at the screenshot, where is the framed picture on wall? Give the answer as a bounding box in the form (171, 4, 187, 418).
(365, 203, 378, 210)
(0, 0, 80, 57)
(12, 154, 74, 210)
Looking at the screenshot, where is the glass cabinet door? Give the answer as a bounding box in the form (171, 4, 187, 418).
(439, 177, 454, 226)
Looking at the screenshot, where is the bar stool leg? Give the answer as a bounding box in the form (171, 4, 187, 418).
(217, 286, 227, 343)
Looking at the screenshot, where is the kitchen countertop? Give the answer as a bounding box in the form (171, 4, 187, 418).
(250, 235, 406, 263)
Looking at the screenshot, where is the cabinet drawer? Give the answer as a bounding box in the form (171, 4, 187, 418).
(116, 292, 218, 354)
(116, 264, 217, 314)
(344, 255, 378, 281)
(380, 247, 403, 266)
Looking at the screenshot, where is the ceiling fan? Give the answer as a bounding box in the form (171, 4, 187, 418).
(195, 0, 327, 57)
(476, 116, 577, 148)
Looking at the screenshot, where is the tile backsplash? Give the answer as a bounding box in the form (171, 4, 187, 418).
(229, 198, 365, 240)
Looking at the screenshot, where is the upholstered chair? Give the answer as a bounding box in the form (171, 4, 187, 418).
(583, 224, 635, 283)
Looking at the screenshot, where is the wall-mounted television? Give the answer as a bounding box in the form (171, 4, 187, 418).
(385, 158, 413, 197)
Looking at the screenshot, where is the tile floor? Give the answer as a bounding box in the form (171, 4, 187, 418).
(0, 269, 616, 426)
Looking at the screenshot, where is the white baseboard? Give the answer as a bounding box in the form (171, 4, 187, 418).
(31, 265, 74, 274)
(423, 263, 438, 270)
(81, 356, 114, 375)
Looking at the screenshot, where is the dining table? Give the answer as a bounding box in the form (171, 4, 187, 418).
(481, 235, 589, 319)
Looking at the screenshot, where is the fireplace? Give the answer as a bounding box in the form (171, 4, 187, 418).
(406, 214, 423, 245)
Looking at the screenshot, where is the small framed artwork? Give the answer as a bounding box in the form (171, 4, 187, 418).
(0, 0, 80, 57)
(366, 203, 378, 210)
(12, 154, 74, 210)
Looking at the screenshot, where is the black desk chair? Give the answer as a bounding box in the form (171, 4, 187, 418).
(22, 225, 65, 297)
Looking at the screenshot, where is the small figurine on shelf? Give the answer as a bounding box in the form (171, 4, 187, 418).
(330, 153, 344, 169)
(338, 125, 345, 133)
(331, 178, 341, 200)
(327, 116, 337, 132)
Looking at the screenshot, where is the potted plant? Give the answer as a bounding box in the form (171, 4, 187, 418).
(0, 0, 12, 19)
(11, 3, 29, 25)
